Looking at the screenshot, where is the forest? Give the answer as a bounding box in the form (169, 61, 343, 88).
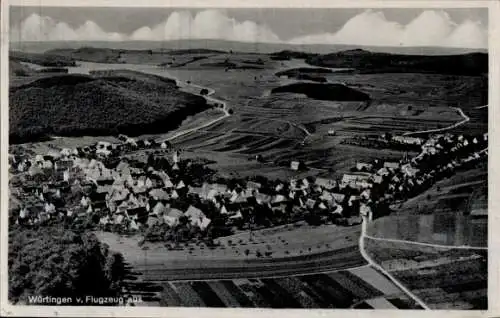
(9, 72, 208, 143)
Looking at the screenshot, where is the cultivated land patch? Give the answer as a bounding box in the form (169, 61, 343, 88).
(367, 166, 487, 247)
(122, 265, 421, 309)
(364, 239, 487, 310)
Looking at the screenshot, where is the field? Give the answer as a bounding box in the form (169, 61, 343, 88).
(95, 224, 364, 278)
(123, 265, 421, 309)
(367, 166, 488, 247)
(364, 240, 487, 310)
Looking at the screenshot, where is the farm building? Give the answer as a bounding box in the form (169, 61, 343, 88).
(315, 177, 337, 190)
(392, 136, 424, 145)
(402, 164, 420, 177)
(356, 162, 373, 171)
(383, 162, 400, 170)
(341, 173, 371, 188)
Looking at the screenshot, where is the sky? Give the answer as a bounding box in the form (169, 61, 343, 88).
(9, 7, 489, 48)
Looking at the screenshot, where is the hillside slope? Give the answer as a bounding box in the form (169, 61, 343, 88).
(306, 49, 488, 76)
(271, 83, 371, 102)
(9, 71, 208, 143)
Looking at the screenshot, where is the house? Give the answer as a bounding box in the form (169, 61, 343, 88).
(348, 195, 359, 207)
(60, 148, 73, 157)
(356, 162, 373, 171)
(331, 204, 343, 215)
(402, 164, 419, 177)
(164, 208, 183, 226)
(341, 173, 371, 186)
(129, 219, 140, 231)
(377, 168, 390, 176)
(44, 202, 56, 214)
(147, 215, 161, 228)
(290, 161, 300, 171)
(371, 175, 383, 184)
(315, 178, 337, 190)
(173, 150, 180, 163)
(255, 193, 272, 205)
(108, 188, 130, 203)
(42, 160, 53, 170)
(306, 199, 316, 209)
(392, 136, 423, 145)
(132, 185, 147, 195)
(229, 211, 243, 220)
(332, 193, 346, 203)
(176, 181, 186, 189)
(116, 160, 130, 171)
(199, 217, 211, 230)
(318, 202, 328, 210)
(28, 165, 43, 176)
(319, 190, 334, 203)
(97, 185, 113, 194)
(230, 192, 247, 204)
(184, 206, 210, 229)
(220, 205, 229, 215)
(272, 194, 288, 205)
(275, 183, 285, 192)
(151, 202, 167, 216)
(96, 141, 114, 156)
(184, 205, 205, 220)
(171, 190, 179, 200)
(246, 181, 262, 191)
(347, 216, 362, 226)
(383, 162, 400, 170)
(360, 189, 371, 200)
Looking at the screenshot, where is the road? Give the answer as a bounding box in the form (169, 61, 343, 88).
(159, 80, 230, 143)
(359, 216, 430, 310)
(403, 106, 472, 136)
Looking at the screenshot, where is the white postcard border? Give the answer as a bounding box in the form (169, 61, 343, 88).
(1, 0, 498, 317)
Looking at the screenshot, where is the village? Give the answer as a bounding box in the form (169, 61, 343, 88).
(8, 130, 488, 249)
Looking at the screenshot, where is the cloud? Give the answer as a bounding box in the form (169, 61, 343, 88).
(10, 13, 125, 42)
(10, 9, 487, 49)
(289, 9, 487, 49)
(129, 10, 280, 43)
(11, 10, 279, 44)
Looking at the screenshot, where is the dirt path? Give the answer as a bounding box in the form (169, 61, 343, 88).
(359, 216, 430, 310)
(364, 234, 488, 251)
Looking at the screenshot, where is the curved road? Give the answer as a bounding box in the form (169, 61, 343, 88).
(359, 216, 430, 310)
(403, 106, 474, 136)
(159, 80, 230, 143)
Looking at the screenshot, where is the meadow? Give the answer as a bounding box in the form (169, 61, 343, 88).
(364, 239, 487, 310)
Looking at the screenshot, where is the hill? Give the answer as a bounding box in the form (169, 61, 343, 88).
(9, 60, 33, 77)
(305, 49, 488, 76)
(271, 83, 371, 102)
(9, 71, 208, 143)
(11, 39, 487, 55)
(10, 50, 76, 67)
